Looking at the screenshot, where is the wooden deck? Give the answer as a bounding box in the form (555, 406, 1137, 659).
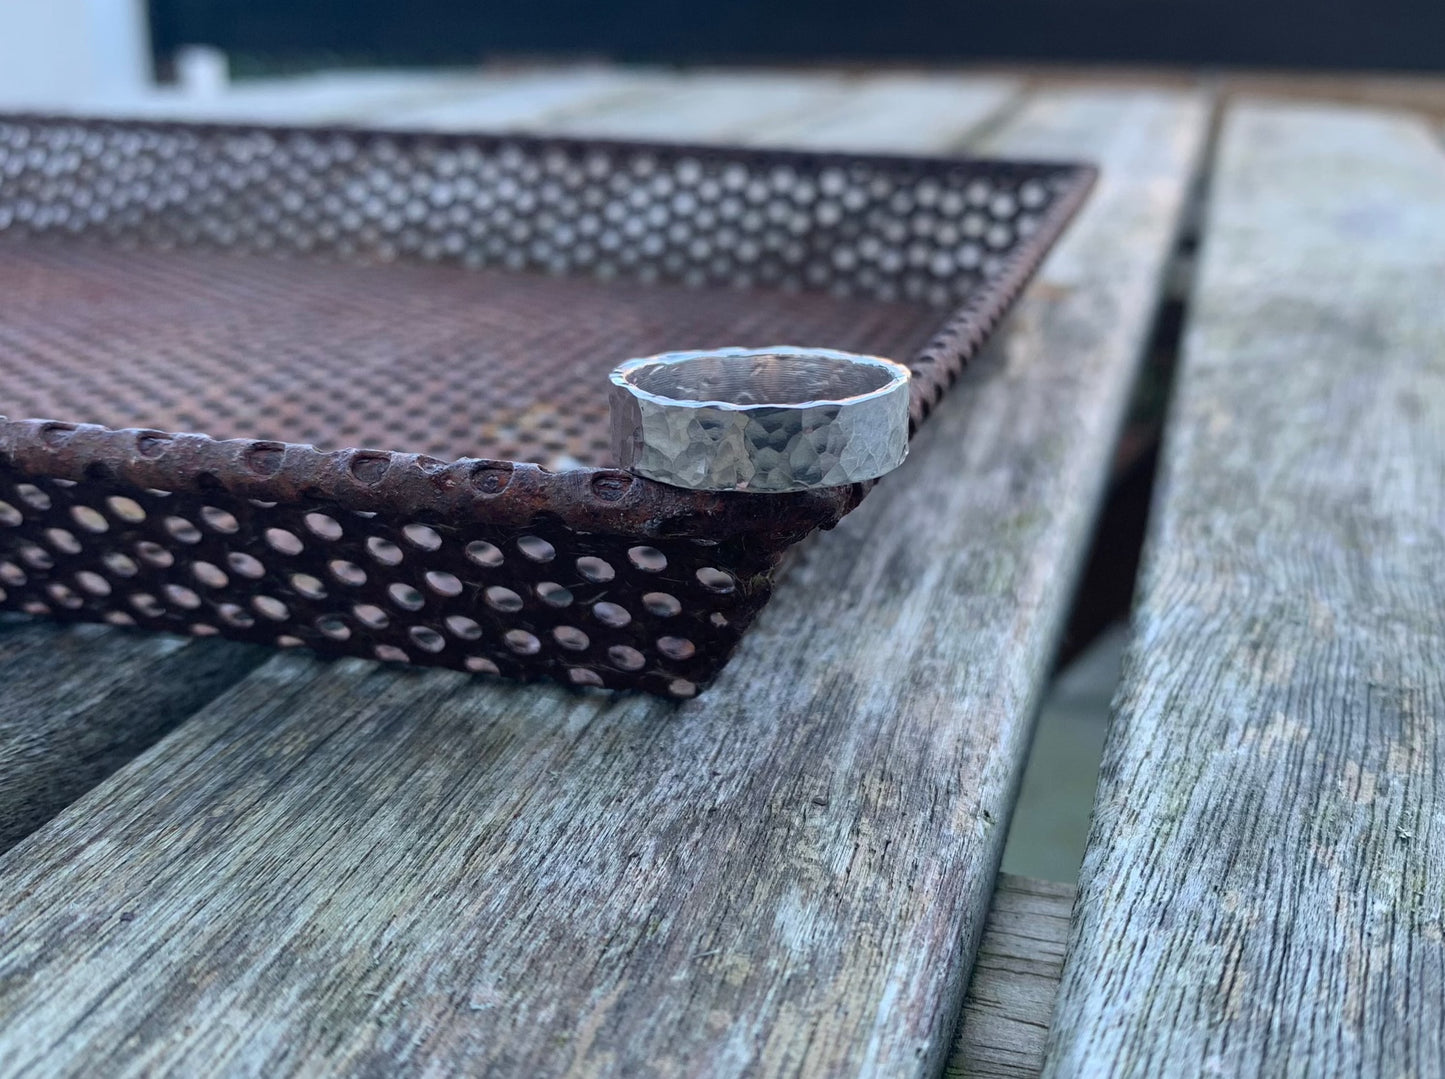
(0, 66, 1441, 1077)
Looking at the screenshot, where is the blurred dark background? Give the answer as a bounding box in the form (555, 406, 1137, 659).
(149, 0, 1445, 75)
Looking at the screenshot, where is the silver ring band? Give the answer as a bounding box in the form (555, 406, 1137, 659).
(609, 347, 912, 493)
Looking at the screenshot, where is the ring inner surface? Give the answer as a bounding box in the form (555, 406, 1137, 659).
(629, 353, 894, 407)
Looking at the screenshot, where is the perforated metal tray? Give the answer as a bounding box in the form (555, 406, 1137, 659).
(0, 115, 1093, 697)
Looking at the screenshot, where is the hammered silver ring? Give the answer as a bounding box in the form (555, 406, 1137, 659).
(608, 347, 912, 493)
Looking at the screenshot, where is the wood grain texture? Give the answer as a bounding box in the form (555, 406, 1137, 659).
(948, 874, 1075, 1079)
(747, 73, 1020, 151)
(0, 622, 267, 854)
(83, 70, 495, 123)
(1044, 101, 1445, 1077)
(543, 70, 852, 140)
(0, 87, 1206, 1077)
(366, 67, 674, 130)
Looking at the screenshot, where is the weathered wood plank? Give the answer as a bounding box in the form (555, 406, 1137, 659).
(0, 87, 1205, 1078)
(1044, 101, 1445, 1077)
(948, 875, 1075, 1079)
(78, 70, 491, 123)
(749, 73, 1020, 151)
(366, 66, 672, 130)
(0, 622, 267, 853)
(544, 70, 851, 140)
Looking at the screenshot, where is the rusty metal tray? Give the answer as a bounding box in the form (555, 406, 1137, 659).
(0, 115, 1093, 697)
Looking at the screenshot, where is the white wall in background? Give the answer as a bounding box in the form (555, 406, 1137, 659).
(0, 0, 152, 107)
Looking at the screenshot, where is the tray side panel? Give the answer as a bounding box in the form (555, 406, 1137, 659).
(0, 451, 774, 698)
(0, 116, 1083, 310)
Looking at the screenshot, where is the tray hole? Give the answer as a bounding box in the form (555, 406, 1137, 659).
(47, 583, 83, 609)
(367, 536, 404, 566)
(70, 506, 109, 533)
(484, 586, 523, 613)
(470, 463, 513, 495)
(586, 473, 632, 505)
(0, 501, 22, 527)
(388, 582, 425, 611)
(628, 546, 667, 572)
(289, 572, 326, 599)
(329, 559, 367, 587)
(668, 679, 698, 699)
(642, 592, 681, 617)
(592, 601, 631, 628)
(253, 595, 289, 621)
(165, 516, 202, 544)
(245, 443, 284, 476)
(374, 644, 409, 664)
(709, 612, 730, 628)
(305, 512, 343, 540)
(104, 611, 136, 627)
(40, 423, 76, 446)
(465, 540, 504, 568)
(350, 453, 390, 485)
(15, 484, 51, 511)
(165, 584, 202, 610)
(20, 544, 54, 570)
(589, 472, 632, 502)
(695, 567, 735, 594)
(316, 615, 351, 640)
(576, 556, 615, 584)
(403, 523, 442, 551)
(45, 528, 82, 555)
(553, 625, 590, 651)
(129, 592, 164, 619)
(465, 656, 500, 675)
(504, 629, 541, 655)
(569, 668, 604, 687)
(265, 528, 304, 556)
(409, 625, 446, 653)
(103, 552, 139, 578)
(75, 570, 111, 596)
(445, 615, 482, 641)
(425, 570, 463, 597)
(136, 432, 172, 458)
(201, 506, 239, 533)
(608, 645, 645, 671)
(516, 535, 555, 563)
(657, 636, 696, 660)
(228, 552, 265, 579)
(105, 496, 146, 523)
(193, 561, 229, 589)
(190, 623, 219, 637)
(535, 581, 573, 608)
(137, 543, 176, 569)
(219, 603, 255, 628)
(353, 603, 389, 629)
